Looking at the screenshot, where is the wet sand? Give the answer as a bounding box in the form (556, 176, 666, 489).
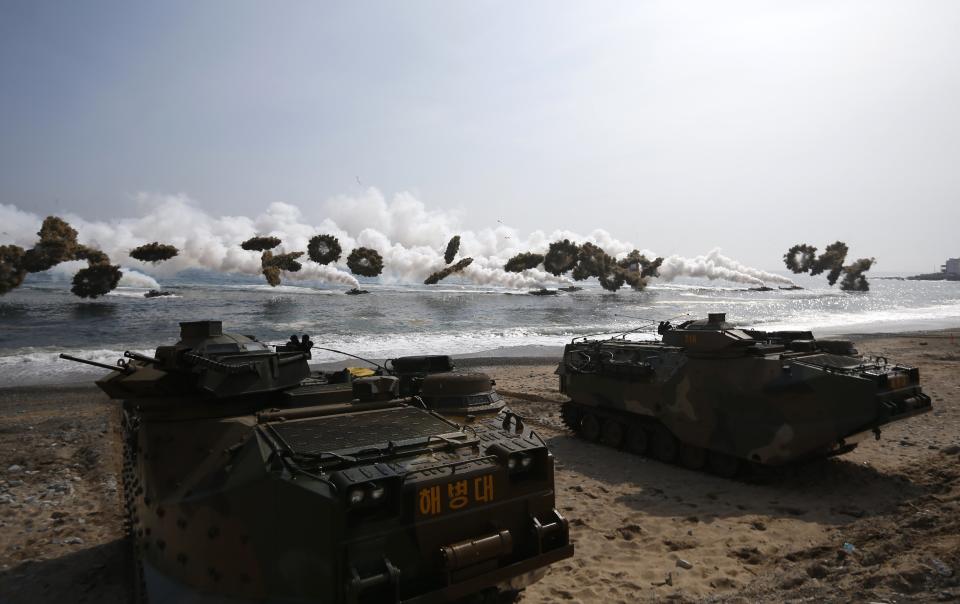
(0, 330, 958, 603)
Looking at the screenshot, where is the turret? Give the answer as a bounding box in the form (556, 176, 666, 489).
(93, 320, 311, 400)
(659, 313, 757, 355)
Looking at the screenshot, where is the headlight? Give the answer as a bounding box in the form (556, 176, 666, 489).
(348, 488, 365, 505)
(508, 453, 533, 474)
(485, 443, 545, 478)
(346, 482, 391, 508)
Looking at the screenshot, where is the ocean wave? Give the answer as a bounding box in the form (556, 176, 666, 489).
(747, 302, 960, 334)
(0, 347, 154, 386)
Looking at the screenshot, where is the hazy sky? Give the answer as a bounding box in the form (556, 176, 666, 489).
(2, 1, 958, 272)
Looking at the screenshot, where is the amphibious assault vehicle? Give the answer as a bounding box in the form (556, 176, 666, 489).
(559, 313, 931, 477)
(65, 321, 571, 603)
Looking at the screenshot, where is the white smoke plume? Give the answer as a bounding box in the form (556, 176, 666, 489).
(658, 249, 795, 286)
(0, 189, 793, 289)
(463, 264, 572, 288)
(117, 269, 161, 289)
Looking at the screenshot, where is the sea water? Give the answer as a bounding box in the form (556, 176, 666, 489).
(1, 271, 958, 386)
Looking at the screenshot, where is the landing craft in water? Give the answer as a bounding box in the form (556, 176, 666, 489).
(63, 321, 571, 603)
(558, 313, 931, 477)
(143, 289, 174, 298)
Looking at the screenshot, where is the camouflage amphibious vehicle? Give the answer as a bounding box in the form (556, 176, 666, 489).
(67, 321, 571, 603)
(559, 313, 931, 477)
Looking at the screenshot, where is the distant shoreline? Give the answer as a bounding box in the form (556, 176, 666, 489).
(904, 273, 960, 281)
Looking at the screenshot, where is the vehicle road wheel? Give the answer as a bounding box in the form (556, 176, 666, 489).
(627, 425, 649, 455)
(560, 402, 580, 432)
(600, 419, 625, 448)
(707, 451, 741, 478)
(650, 426, 679, 463)
(580, 413, 601, 442)
(679, 445, 706, 470)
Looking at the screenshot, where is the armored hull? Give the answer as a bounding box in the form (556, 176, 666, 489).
(558, 314, 931, 476)
(92, 321, 571, 603)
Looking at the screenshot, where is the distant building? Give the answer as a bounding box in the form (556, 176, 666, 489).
(942, 258, 960, 275)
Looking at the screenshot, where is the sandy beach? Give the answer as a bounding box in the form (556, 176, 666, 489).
(0, 331, 958, 603)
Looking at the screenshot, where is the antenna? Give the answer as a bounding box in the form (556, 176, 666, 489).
(311, 347, 388, 373)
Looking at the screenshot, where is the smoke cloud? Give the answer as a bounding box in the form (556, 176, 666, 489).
(0, 189, 794, 289)
(658, 249, 795, 286)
